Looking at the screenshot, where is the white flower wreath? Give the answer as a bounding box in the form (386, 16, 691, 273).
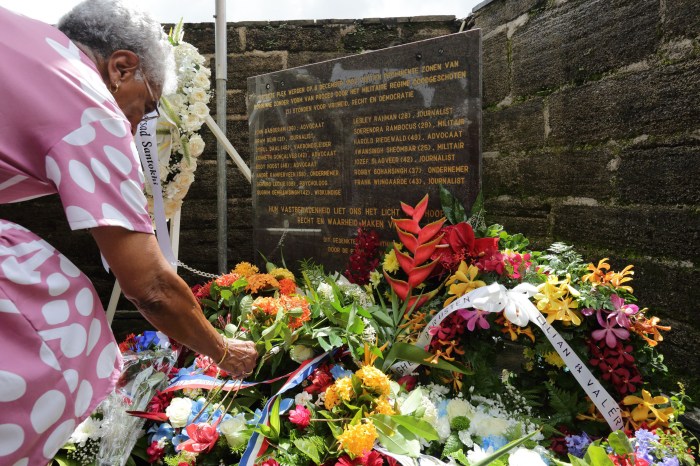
(145, 22, 211, 219)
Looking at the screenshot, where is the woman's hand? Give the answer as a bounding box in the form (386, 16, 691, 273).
(218, 338, 258, 378)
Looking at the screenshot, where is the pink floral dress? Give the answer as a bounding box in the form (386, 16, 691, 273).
(0, 8, 154, 464)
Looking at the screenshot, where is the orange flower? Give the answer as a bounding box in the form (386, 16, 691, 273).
(630, 313, 670, 347)
(608, 264, 634, 293)
(582, 258, 612, 285)
(280, 295, 311, 329)
(278, 278, 297, 296)
(232, 261, 259, 278)
(496, 315, 535, 342)
(216, 272, 241, 287)
(245, 273, 280, 294)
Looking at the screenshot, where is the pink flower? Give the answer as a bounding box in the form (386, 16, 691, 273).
(607, 294, 639, 329)
(260, 460, 280, 466)
(288, 404, 311, 429)
(457, 308, 490, 331)
(592, 311, 630, 348)
(176, 422, 220, 453)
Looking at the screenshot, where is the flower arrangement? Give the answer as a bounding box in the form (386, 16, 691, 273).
(145, 21, 211, 219)
(53, 189, 697, 465)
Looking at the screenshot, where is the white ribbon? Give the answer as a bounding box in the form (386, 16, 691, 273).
(135, 118, 177, 268)
(393, 283, 624, 432)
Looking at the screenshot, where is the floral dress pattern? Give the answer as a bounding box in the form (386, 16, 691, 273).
(0, 8, 154, 464)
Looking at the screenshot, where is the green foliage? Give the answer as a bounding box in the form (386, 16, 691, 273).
(439, 184, 468, 224)
(442, 433, 463, 457)
(546, 383, 587, 424)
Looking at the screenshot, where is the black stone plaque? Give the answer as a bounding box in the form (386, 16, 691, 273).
(247, 30, 481, 273)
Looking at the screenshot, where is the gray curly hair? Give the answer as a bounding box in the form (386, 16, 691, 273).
(57, 0, 176, 94)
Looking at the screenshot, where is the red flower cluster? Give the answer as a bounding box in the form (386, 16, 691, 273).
(147, 390, 174, 414)
(479, 250, 532, 279)
(119, 333, 136, 353)
(146, 440, 166, 463)
(589, 340, 642, 395)
(345, 228, 381, 285)
(609, 454, 650, 466)
(428, 313, 467, 351)
(431, 222, 499, 275)
(304, 364, 334, 394)
(191, 281, 212, 302)
(334, 450, 385, 466)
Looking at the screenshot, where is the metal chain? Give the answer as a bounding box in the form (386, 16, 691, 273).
(177, 260, 219, 279)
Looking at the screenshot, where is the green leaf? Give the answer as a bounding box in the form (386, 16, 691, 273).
(566, 455, 591, 466)
(607, 430, 633, 455)
(583, 445, 615, 466)
(389, 415, 439, 442)
(294, 437, 321, 464)
(470, 190, 484, 217)
(398, 388, 424, 415)
(469, 429, 541, 466)
(449, 449, 471, 466)
(383, 342, 473, 375)
(439, 184, 467, 224)
(373, 415, 418, 457)
(269, 397, 281, 440)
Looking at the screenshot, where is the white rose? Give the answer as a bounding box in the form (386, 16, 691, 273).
(219, 414, 248, 448)
(317, 282, 333, 301)
(508, 447, 547, 466)
(168, 93, 187, 109)
(165, 397, 193, 427)
(174, 171, 195, 191)
(188, 134, 206, 157)
(189, 102, 210, 120)
(182, 113, 203, 132)
(290, 345, 314, 363)
(446, 398, 472, 422)
(189, 87, 210, 104)
(193, 72, 210, 88)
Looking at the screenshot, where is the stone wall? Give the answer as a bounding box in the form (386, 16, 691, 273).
(1, 1, 697, 394)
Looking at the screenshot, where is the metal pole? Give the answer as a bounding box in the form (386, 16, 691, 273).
(214, 0, 227, 274)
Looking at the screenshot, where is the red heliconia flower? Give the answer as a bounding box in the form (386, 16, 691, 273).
(176, 422, 220, 453)
(288, 404, 311, 429)
(383, 194, 448, 310)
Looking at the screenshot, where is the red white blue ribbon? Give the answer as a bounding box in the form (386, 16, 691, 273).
(239, 350, 334, 466)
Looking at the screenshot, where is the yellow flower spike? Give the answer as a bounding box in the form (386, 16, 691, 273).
(623, 390, 674, 427)
(335, 377, 355, 401)
(382, 249, 399, 273)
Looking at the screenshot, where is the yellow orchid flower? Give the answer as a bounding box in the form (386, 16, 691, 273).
(623, 390, 675, 427)
(582, 258, 612, 285)
(535, 275, 582, 325)
(608, 264, 634, 293)
(444, 261, 486, 306)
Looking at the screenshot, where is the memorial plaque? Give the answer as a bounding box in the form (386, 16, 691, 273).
(247, 30, 481, 273)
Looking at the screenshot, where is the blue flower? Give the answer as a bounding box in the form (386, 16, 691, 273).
(657, 457, 680, 466)
(634, 428, 659, 462)
(330, 365, 353, 380)
(565, 433, 592, 458)
(481, 435, 508, 452)
(147, 422, 174, 443)
(134, 331, 160, 352)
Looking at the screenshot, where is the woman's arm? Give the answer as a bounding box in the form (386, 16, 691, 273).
(91, 226, 257, 376)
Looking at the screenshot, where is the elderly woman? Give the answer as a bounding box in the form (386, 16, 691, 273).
(0, 0, 257, 463)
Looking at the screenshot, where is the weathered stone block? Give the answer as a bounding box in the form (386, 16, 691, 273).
(287, 51, 355, 68)
(341, 23, 404, 51)
(483, 98, 545, 151)
(472, 0, 546, 33)
(664, 0, 700, 40)
(548, 59, 700, 144)
(225, 52, 287, 90)
(398, 22, 457, 43)
(484, 196, 552, 247)
(512, 0, 659, 96)
(484, 147, 616, 199)
(245, 25, 343, 52)
(483, 30, 510, 107)
(616, 144, 700, 206)
(551, 204, 699, 260)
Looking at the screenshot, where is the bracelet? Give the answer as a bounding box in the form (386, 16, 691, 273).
(216, 335, 228, 366)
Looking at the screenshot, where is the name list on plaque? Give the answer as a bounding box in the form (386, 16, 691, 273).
(247, 30, 481, 272)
